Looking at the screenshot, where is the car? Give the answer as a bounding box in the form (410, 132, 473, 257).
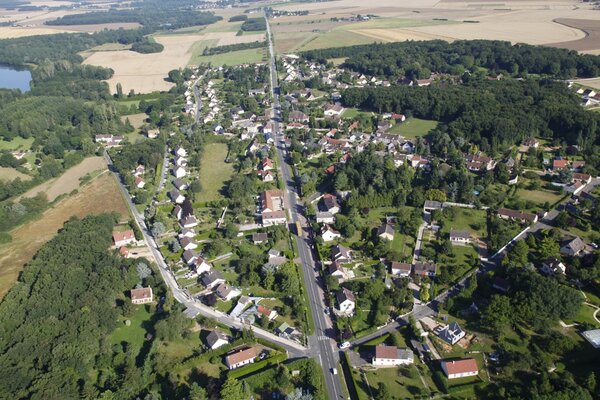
(331, 367, 338, 375)
(259, 352, 267, 360)
(591, 242, 598, 249)
(339, 341, 351, 349)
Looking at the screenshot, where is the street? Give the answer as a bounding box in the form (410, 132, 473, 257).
(265, 16, 346, 400)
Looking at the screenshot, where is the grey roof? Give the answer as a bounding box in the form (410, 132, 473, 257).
(336, 287, 355, 304)
(424, 200, 443, 210)
(450, 229, 471, 240)
(438, 322, 464, 345)
(563, 236, 586, 254)
(201, 270, 224, 287)
(377, 224, 395, 236)
(582, 329, 600, 348)
(206, 330, 228, 348)
(252, 232, 268, 242)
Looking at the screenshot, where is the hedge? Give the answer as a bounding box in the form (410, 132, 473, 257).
(228, 352, 287, 379)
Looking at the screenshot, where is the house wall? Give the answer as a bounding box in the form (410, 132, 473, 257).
(228, 358, 254, 370)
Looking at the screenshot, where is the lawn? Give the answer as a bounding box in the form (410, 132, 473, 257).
(110, 304, 152, 354)
(342, 107, 374, 120)
(190, 47, 266, 67)
(0, 167, 31, 181)
(440, 208, 487, 238)
(390, 118, 438, 139)
(562, 303, 600, 328)
(0, 136, 34, 151)
(514, 187, 563, 207)
(391, 233, 415, 261)
(199, 142, 234, 204)
(360, 366, 430, 399)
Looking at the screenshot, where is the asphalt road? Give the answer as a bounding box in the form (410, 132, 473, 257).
(265, 16, 346, 400)
(104, 151, 308, 358)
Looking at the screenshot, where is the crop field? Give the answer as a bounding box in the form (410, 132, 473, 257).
(19, 156, 107, 202)
(0, 167, 30, 181)
(198, 142, 234, 204)
(573, 78, 600, 90)
(0, 172, 130, 299)
(191, 47, 266, 67)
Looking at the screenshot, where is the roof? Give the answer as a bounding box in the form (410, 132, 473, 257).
(252, 232, 268, 242)
(113, 230, 135, 243)
(375, 345, 403, 359)
(391, 262, 412, 273)
(322, 224, 341, 236)
(336, 287, 355, 304)
(201, 270, 224, 286)
(377, 224, 395, 236)
(442, 359, 478, 375)
(216, 283, 233, 298)
(262, 189, 284, 212)
(424, 200, 443, 210)
(582, 329, 600, 348)
(497, 208, 537, 222)
(553, 159, 569, 168)
(131, 287, 152, 301)
(257, 305, 274, 317)
(226, 347, 257, 366)
(413, 262, 436, 275)
(563, 236, 586, 253)
(450, 229, 471, 240)
(332, 244, 352, 259)
(206, 330, 228, 347)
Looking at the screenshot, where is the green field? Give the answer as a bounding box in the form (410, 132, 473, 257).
(390, 118, 438, 138)
(187, 39, 219, 65)
(110, 304, 152, 354)
(0, 136, 34, 151)
(199, 142, 234, 203)
(563, 303, 600, 328)
(440, 207, 487, 238)
(298, 30, 378, 52)
(341, 107, 374, 119)
(514, 187, 563, 206)
(190, 47, 266, 67)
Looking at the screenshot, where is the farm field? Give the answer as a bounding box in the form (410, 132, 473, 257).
(0, 172, 130, 299)
(390, 118, 438, 139)
(573, 77, 600, 90)
(191, 47, 266, 67)
(198, 142, 234, 204)
(0, 167, 30, 181)
(19, 156, 107, 202)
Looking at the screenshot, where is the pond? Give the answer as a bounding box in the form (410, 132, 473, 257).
(0, 65, 31, 92)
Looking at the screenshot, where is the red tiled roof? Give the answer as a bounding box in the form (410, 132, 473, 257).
(443, 359, 478, 375)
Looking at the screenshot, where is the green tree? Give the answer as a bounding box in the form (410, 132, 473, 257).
(220, 378, 244, 400)
(538, 236, 560, 259)
(482, 295, 512, 331)
(510, 240, 529, 267)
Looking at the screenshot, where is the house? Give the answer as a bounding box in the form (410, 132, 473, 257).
(257, 305, 278, 321)
(252, 232, 268, 245)
(261, 157, 273, 171)
(316, 211, 335, 224)
(413, 262, 437, 277)
(174, 155, 187, 167)
(119, 246, 130, 258)
(277, 322, 299, 338)
(174, 147, 187, 157)
(172, 178, 188, 191)
(335, 288, 355, 316)
(391, 262, 412, 277)
(322, 194, 340, 214)
(179, 236, 198, 251)
(180, 215, 199, 228)
(225, 347, 256, 370)
(464, 153, 496, 171)
(321, 224, 341, 242)
(183, 249, 199, 266)
(442, 359, 478, 379)
(168, 189, 185, 204)
(133, 165, 145, 176)
(392, 113, 406, 122)
(215, 283, 241, 301)
(423, 200, 443, 214)
(560, 236, 586, 256)
(572, 173, 592, 185)
(201, 270, 225, 289)
(438, 322, 466, 345)
(261, 189, 287, 226)
(522, 138, 539, 148)
(377, 224, 395, 241)
(179, 227, 196, 239)
(205, 330, 228, 350)
(497, 208, 538, 224)
(372, 345, 414, 366)
(130, 287, 153, 304)
(541, 257, 566, 275)
(553, 159, 569, 171)
(257, 170, 274, 182)
(329, 260, 352, 281)
(289, 110, 309, 123)
(324, 103, 345, 117)
(331, 245, 353, 262)
(147, 128, 159, 139)
(192, 256, 212, 275)
(134, 176, 145, 189)
(113, 230, 136, 247)
(449, 229, 472, 245)
(173, 166, 187, 178)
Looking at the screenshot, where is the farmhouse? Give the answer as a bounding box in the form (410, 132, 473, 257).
(441, 359, 479, 379)
(225, 347, 257, 370)
(113, 230, 136, 247)
(130, 287, 153, 305)
(372, 345, 414, 366)
(449, 229, 472, 245)
(205, 330, 228, 350)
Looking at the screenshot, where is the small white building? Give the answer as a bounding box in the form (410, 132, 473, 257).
(321, 224, 342, 242)
(372, 345, 414, 366)
(130, 287, 153, 305)
(335, 288, 355, 316)
(441, 359, 479, 379)
(449, 229, 472, 245)
(225, 347, 256, 370)
(173, 166, 187, 178)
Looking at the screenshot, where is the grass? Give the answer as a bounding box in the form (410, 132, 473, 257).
(440, 208, 487, 238)
(110, 304, 152, 353)
(562, 303, 600, 327)
(514, 187, 563, 206)
(391, 233, 415, 261)
(390, 118, 438, 139)
(0, 136, 34, 151)
(0, 167, 30, 181)
(298, 30, 378, 51)
(190, 47, 266, 66)
(199, 142, 234, 204)
(341, 107, 374, 119)
(187, 39, 219, 65)
(0, 173, 130, 299)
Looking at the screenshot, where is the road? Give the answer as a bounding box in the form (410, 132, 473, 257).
(103, 150, 308, 358)
(265, 16, 346, 400)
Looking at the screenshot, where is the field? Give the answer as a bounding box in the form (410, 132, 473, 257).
(0, 136, 34, 151)
(19, 156, 107, 202)
(0, 167, 30, 181)
(548, 19, 600, 53)
(390, 118, 438, 139)
(514, 186, 563, 206)
(0, 172, 130, 299)
(198, 142, 234, 204)
(190, 47, 266, 67)
(573, 77, 600, 90)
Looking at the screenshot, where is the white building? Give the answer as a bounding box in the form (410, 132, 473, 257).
(441, 359, 479, 379)
(372, 345, 414, 366)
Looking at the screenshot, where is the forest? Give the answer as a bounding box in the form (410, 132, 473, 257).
(302, 40, 600, 79)
(342, 79, 600, 170)
(240, 18, 266, 32)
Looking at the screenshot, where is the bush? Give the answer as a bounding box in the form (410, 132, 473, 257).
(131, 40, 164, 54)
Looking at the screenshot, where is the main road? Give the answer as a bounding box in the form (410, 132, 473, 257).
(265, 16, 346, 400)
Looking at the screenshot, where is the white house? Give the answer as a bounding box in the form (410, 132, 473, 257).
(441, 359, 479, 379)
(175, 147, 187, 157)
(130, 287, 153, 305)
(335, 288, 355, 316)
(180, 237, 198, 251)
(215, 283, 241, 301)
(437, 322, 466, 345)
(372, 345, 414, 366)
(205, 330, 228, 350)
(225, 347, 256, 370)
(193, 256, 212, 275)
(173, 166, 187, 178)
(377, 224, 395, 241)
(168, 189, 185, 204)
(201, 270, 224, 289)
(112, 230, 136, 247)
(541, 257, 566, 276)
(321, 224, 342, 242)
(391, 262, 412, 277)
(449, 229, 472, 245)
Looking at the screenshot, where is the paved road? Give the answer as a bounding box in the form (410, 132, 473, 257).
(104, 150, 308, 358)
(265, 16, 346, 400)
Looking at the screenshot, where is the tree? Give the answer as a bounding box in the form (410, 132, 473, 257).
(151, 222, 166, 237)
(538, 235, 560, 259)
(286, 388, 313, 400)
(558, 168, 573, 184)
(220, 378, 243, 400)
(585, 372, 596, 393)
(224, 222, 238, 239)
(482, 295, 512, 331)
(375, 383, 391, 400)
(510, 240, 529, 267)
(136, 262, 152, 281)
(494, 162, 510, 184)
(116, 83, 123, 99)
(419, 283, 430, 302)
(425, 188, 447, 202)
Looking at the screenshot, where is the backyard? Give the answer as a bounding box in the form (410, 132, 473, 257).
(198, 142, 234, 204)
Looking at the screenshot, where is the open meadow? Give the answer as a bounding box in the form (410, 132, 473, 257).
(0, 172, 130, 299)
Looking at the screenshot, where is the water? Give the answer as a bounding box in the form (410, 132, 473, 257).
(0, 65, 31, 92)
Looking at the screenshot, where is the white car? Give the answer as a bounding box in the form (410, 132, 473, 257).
(339, 341, 351, 349)
(331, 368, 338, 375)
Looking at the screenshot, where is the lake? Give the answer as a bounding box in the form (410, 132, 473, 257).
(0, 65, 31, 92)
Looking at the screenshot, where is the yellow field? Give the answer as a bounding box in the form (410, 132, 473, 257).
(0, 172, 130, 299)
(573, 78, 600, 90)
(0, 167, 30, 182)
(19, 156, 107, 202)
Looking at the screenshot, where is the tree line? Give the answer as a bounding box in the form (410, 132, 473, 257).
(202, 40, 265, 56)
